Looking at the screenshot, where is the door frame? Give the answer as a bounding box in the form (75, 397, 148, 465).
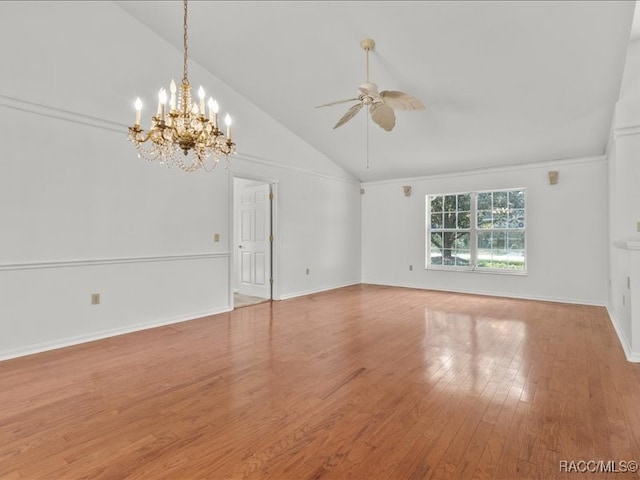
(229, 174, 279, 309)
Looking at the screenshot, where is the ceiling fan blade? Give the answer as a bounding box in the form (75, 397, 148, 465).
(334, 103, 364, 129)
(315, 98, 359, 108)
(380, 91, 426, 111)
(370, 104, 396, 131)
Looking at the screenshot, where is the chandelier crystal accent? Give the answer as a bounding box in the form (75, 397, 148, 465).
(128, 0, 236, 172)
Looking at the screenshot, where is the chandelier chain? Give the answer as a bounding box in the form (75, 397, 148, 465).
(182, 0, 189, 85)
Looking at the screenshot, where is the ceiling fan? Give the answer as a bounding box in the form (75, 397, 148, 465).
(316, 38, 425, 132)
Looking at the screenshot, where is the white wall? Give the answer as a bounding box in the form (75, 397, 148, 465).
(607, 38, 640, 361)
(362, 158, 608, 305)
(0, 2, 361, 360)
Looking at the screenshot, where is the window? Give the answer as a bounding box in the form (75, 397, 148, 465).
(426, 188, 526, 273)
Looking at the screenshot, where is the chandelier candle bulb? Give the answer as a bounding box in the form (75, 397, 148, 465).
(156, 88, 162, 115)
(212, 100, 219, 128)
(134, 97, 142, 126)
(207, 98, 215, 123)
(198, 86, 205, 115)
(225, 114, 232, 140)
(169, 79, 177, 110)
(158, 89, 167, 119)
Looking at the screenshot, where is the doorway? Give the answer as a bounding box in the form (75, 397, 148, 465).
(232, 177, 275, 308)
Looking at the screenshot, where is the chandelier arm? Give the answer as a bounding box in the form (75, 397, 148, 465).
(128, 126, 152, 144)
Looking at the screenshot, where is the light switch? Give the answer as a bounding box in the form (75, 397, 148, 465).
(214, 233, 220, 242)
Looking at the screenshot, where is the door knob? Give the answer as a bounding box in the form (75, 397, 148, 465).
(238, 245, 244, 248)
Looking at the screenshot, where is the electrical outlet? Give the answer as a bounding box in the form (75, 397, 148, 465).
(409, 265, 413, 271)
(91, 293, 100, 305)
(214, 233, 220, 242)
(306, 268, 310, 275)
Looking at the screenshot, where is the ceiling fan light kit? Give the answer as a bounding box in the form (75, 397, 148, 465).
(316, 38, 425, 132)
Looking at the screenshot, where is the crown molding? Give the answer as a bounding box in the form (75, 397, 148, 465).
(361, 155, 606, 187)
(614, 124, 640, 138)
(233, 152, 360, 185)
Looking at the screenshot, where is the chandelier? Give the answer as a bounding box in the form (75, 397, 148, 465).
(128, 0, 236, 172)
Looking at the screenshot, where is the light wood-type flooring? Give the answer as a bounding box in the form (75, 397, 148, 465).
(1, 284, 640, 479)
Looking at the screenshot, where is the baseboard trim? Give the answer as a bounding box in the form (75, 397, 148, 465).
(278, 281, 360, 301)
(606, 306, 640, 363)
(0, 306, 232, 362)
(361, 281, 607, 307)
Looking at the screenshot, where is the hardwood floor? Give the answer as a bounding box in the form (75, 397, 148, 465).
(1, 284, 639, 479)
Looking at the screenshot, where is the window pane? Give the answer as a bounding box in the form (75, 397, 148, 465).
(493, 211, 508, 228)
(508, 209, 525, 228)
(493, 231, 507, 253)
(507, 231, 525, 250)
(457, 212, 470, 229)
(430, 195, 443, 212)
(455, 251, 470, 266)
(431, 232, 443, 249)
(477, 210, 492, 229)
(478, 192, 492, 210)
(507, 252, 525, 269)
(443, 232, 455, 247)
(494, 191, 507, 208)
(430, 232, 443, 265)
(444, 213, 456, 228)
(431, 213, 443, 229)
(443, 249, 454, 265)
(444, 195, 457, 212)
(477, 231, 492, 267)
(506, 228, 525, 270)
(455, 232, 471, 249)
(457, 194, 470, 211)
(509, 190, 525, 209)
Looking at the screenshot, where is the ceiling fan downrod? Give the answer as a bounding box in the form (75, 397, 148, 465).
(360, 38, 375, 83)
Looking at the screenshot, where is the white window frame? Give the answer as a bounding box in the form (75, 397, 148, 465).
(426, 188, 527, 275)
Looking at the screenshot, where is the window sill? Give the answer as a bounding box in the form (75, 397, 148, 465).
(426, 265, 527, 276)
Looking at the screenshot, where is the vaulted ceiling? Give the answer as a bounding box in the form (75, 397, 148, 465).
(117, 1, 636, 182)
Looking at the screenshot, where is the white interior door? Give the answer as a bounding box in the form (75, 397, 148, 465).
(237, 183, 271, 298)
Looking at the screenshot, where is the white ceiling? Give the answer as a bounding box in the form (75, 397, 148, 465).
(116, 1, 636, 182)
